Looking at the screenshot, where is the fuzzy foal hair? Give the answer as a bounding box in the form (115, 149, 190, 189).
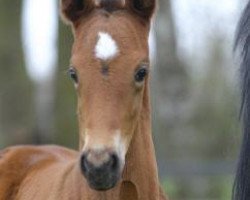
(99, 0, 123, 13)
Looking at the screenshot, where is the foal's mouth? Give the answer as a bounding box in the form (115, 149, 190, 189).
(80, 151, 123, 191)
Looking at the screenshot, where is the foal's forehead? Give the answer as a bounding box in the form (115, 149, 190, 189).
(76, 14, 148, 53)
(72, 13, 149, 71)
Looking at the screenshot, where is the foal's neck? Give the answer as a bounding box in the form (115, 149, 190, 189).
(121, 84, 160, 199)
(76, 84, 160, 200)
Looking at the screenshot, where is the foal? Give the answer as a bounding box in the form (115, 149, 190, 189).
(0, 0, 167, 199)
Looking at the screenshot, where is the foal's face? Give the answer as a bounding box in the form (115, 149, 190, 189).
(61, 0, 156, 191)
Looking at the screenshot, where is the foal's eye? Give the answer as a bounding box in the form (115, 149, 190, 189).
(68, 67, 78, 83)
(135, 67, 148, 82)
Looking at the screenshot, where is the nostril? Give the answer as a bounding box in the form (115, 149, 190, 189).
(80, 154, 89, 173)
(110, 154, 119, 170)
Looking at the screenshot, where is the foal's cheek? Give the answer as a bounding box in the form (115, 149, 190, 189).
(130, 92, 144, 118)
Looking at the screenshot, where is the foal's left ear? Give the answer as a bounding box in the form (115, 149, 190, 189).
(60, 0, 95, 24)
(126, 0, 157, 21)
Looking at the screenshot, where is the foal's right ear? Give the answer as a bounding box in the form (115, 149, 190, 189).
(60, 0, 95, 24)
(126, 0, 157, 21)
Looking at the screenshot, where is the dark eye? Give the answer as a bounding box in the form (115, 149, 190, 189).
(135, 67, 148, 82)
(68, 67, 78, 83)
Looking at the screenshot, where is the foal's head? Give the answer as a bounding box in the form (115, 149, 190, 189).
(61, 0, 156, 191)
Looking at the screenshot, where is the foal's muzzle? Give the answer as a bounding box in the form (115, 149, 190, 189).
(80, 150, 121, 191)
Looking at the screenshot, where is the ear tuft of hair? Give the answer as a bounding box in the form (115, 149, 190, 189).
(99, 0, 123, 13)
(60, 0, 95, 24)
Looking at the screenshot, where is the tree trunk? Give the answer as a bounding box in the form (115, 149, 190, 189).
(152, 0, 189, 164)
(0, 0, 33, 146)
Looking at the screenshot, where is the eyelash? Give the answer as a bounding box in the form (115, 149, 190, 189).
(68, 67, 78, 84)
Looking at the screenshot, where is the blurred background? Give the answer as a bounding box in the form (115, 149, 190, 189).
(0, 0, 245, 199)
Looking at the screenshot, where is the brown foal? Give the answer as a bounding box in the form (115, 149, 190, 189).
(0, 0, 168, 199)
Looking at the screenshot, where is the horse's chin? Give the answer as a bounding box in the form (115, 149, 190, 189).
(89, 182, 118, 191)
(86, 171, 122, 191)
